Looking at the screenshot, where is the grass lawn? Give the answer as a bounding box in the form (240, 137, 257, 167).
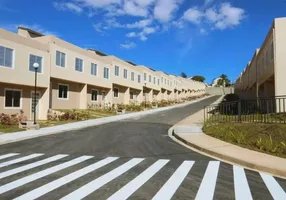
(203, 122, 286, 158)
(0, 125, 24, 133)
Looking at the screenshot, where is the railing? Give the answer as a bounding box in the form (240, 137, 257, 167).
(204, 95, 286, 124)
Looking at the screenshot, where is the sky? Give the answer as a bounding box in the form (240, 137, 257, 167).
(0, 0, 285, 84)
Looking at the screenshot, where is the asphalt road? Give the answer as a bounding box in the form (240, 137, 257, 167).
(0, 95, 285, 200)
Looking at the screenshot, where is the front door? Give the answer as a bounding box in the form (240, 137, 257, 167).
(31, 92, 40, 120)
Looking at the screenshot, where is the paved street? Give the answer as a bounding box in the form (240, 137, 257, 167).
(0, 96, 285, 199)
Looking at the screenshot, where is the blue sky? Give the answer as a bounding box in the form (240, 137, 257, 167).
(0, 0, 285, 84)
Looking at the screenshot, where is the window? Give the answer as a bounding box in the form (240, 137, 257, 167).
(124, 69, 128, 79)
(56, 51, 66, 67)
(149, 75, 151, 82)
(29, 54, 43, 73)
(115, 66, 119, 76)
(91, 63, 97, 76)
(161, 77, 163, 83)
(114, 88, 119, 98)
(58, 84, 68, 99)
(165, 79, 167, 84)
(157, 78, 160, 85)
(91, 89, 98, 101)
(138, 75, 141, 83)
(5, 89, 21, 108)
(153, 77, 156, 84)
(104, 67, 109, 79)
(144, 73, 147, 81)
(75, 58, 83, 72)
(130, 91, 134, 100)
(131, 72, 135, 81)
(0, 45, 13, 68)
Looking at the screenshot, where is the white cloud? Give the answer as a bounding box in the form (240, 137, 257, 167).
(53, 2, 83, 13)
(75, 0, 121, 8)
(120, 41, 136, 49)
(154, 0, 183, 22)
(205, 7, 218, 22)
(215, 3, 245, 30)
(126, 32, 137, 37)
(123, 0, 149, 17)
(142, 26, 156, 34)
(183, 7, 203, 24)
(126, 19, 153, 28)
(182, 2, 246, 30)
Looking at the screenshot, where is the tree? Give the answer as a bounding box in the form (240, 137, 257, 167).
(217, 74, 231, 87)
(191, 75, 205, 82)
(181, 72, 187, 78)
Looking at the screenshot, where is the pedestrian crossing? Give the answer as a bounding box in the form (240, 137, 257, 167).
(0, 153, 285, 200)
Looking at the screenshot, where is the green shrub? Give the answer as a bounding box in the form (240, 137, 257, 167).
(125, 104, 143, 112)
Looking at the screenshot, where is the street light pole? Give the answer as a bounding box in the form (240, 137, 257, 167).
(144, 81, 147, 109)
(33, 63, 39, 125)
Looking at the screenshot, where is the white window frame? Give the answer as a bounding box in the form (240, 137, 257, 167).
(0, 44, 15, 69)
(104, 67, 110, 79)
(29, 53, 44, 74)
(149, 75, 151, 83)
(4, 88, 22, 109)
(138, 74, 141, 83)
(131, 72, 135, 81)
(91, 63, 97, 76)
(113, 87, 119, 98)
(144, 73, 147, 81)
(56, 50, 66, 68)
(91, 89, 99, 102)
(75, 57, 84, 72)
(115, 65, 120, 76)
(124, 69, 128, 79)
(58, 83, 69, 100)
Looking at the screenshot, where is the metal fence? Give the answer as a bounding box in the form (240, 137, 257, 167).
(204, 95, 286, 124)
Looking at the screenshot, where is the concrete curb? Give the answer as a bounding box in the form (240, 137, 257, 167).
(0, 96, 212, 145)
(171, 128, 286, 178)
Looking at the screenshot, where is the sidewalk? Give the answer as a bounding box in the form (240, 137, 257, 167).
(0, 96, 211, 145)
(169, 96, 286, 178)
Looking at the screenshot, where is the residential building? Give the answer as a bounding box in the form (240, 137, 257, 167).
(0, 27, 206, 120)
(234, 17, 286, 99)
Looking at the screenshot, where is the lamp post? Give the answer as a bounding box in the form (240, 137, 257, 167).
(33, 63, 39, 125)
(144, 81, 147, 109)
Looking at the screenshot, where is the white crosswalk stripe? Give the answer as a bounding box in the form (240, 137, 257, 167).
(195, 161, 220, 200)
(0, 155, 93, 194)
(60, 158, 144, 200)
(108, 159, 169, 200)
(0, 154, 68, 179)
(233, 166, 253, 200)
(152, 161, 195, 200)
(14, 157, 119, 200)
(0, 153, 285, 200)
(0, 153, 19, 161)
(260, 173, 286, 200)
(0, 153, 43, 169)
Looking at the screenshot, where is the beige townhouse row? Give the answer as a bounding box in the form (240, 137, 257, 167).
(0, 27, 206, 120)
(234, 17, 286, 99)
